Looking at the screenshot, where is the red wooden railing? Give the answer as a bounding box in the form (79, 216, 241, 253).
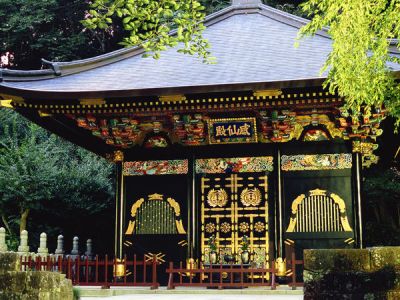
(19, 252, 303, 289)
(20, 254, 159, 289)
(287, 252, 304, 289)
(166, 261, 277, 289)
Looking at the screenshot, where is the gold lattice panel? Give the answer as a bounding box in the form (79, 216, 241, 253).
(200, 173, 269, 266)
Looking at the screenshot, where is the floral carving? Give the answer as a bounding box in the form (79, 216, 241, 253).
(239, 222, 250, 233)
(254, 221, 265, 232)
(205, 223, 216, 233)
(220, 222, 231, 233)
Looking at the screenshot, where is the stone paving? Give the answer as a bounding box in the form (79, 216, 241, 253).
(82, 294, 303, 300)
(79, 286, 303, 299)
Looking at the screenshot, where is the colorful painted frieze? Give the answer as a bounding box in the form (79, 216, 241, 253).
(123, 160, 188, 175)
(196, 156, 274, 174)
(281, 154, 352, 171)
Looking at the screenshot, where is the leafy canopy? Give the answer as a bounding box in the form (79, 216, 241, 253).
(298, 0, 400, 125)
(0, 109, 114, 234)
(83, 0, 213, 62)
(0, 0, 121, 69)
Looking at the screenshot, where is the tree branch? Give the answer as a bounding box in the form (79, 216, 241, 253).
(1, 214, 12, 235)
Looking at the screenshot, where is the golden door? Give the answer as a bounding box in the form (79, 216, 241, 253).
(200, 173, 269, 267)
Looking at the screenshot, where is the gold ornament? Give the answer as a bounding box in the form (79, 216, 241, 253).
(205, 223, 216, 233)
(220, 222, 231, 233)
(207, 188, 228, 207)
(254, 221, 265, 232)
(240, 187, 262, 206)
(113, 150, 124, 162)
(239, 222, 250, 233)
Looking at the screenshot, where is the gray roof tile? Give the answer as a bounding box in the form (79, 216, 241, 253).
(1, 5, 399, 95)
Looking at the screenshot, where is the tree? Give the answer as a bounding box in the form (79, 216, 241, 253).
(83, 0, 212, 62)
(364, 160, 400, 246)
(0, 0, 123, 69)
(0, 109, 114, 239)
(298, 0, 400, 125)
(0, 110, 58, 233)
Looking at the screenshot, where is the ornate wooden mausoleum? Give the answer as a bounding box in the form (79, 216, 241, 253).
(1, 0, 399, 277)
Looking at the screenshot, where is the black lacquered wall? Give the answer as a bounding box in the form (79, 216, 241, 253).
(281, 142, 356, 257)
(122, 160, 189, 276)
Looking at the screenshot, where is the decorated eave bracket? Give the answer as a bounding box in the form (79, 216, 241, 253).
(2, 93, 385, 168)
(0, 99, 13, 108)
(74, 108, 384, 169)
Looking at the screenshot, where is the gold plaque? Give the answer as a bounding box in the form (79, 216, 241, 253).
(207, 188, 228, 207)
(240, 187, 262, 206)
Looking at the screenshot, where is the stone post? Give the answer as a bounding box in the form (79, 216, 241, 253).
(17, 230, 29, 255)
(71, 236, 79, 256)
(55, 235, 65, 256)
(84, 239, 94, 280)
(0, 227, 7, 252)
(85, 239, 93, 258)
(53, 234, 65, 271)
(69, 236, 79, 279)
(37, 232, 48, 257)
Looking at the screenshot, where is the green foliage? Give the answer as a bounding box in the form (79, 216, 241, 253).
(208, 234, 217, 251)
(0, 109, 114, 236)
(200, 0, 230, 14)
(298, 0, 400, 125)
(0, 0, 121, 69)
(199, 0, 304, 15)
(240, 234, 249, 251)
(73, 287, 81, 300)
(83, 0, 213, 62)
(5, 232, 19, 251)
(364, 161, 400, 246)
(0, 110, 57, 213)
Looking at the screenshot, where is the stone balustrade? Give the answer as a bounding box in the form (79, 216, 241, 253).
(0, 227, 94, 259)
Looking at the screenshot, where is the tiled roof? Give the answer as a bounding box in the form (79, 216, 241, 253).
(1, 1, 399, 97)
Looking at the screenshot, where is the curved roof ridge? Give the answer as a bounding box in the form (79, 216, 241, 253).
(259, 3, 309, 25)
(258, 3, 329, 39)
(0, 68, 56, 82)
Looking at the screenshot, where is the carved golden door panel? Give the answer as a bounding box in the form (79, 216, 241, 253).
(286, 189, 353, 233)
(200, 173, 269, 266)
(125, 193, 186, 235)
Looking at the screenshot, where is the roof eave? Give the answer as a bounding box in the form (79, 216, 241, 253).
(0, 77, 328, 100)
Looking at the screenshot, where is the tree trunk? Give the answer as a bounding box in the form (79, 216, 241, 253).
(1, 214, 12, 234)
(19, 209, 30, 233)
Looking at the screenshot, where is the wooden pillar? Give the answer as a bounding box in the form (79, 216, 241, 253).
(277, 147, 283, 257)
(113, 150, 125, 258)
(186, 155, 194, 259)
(355, 152, 363, 248)
(191, 155, 197, 259)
